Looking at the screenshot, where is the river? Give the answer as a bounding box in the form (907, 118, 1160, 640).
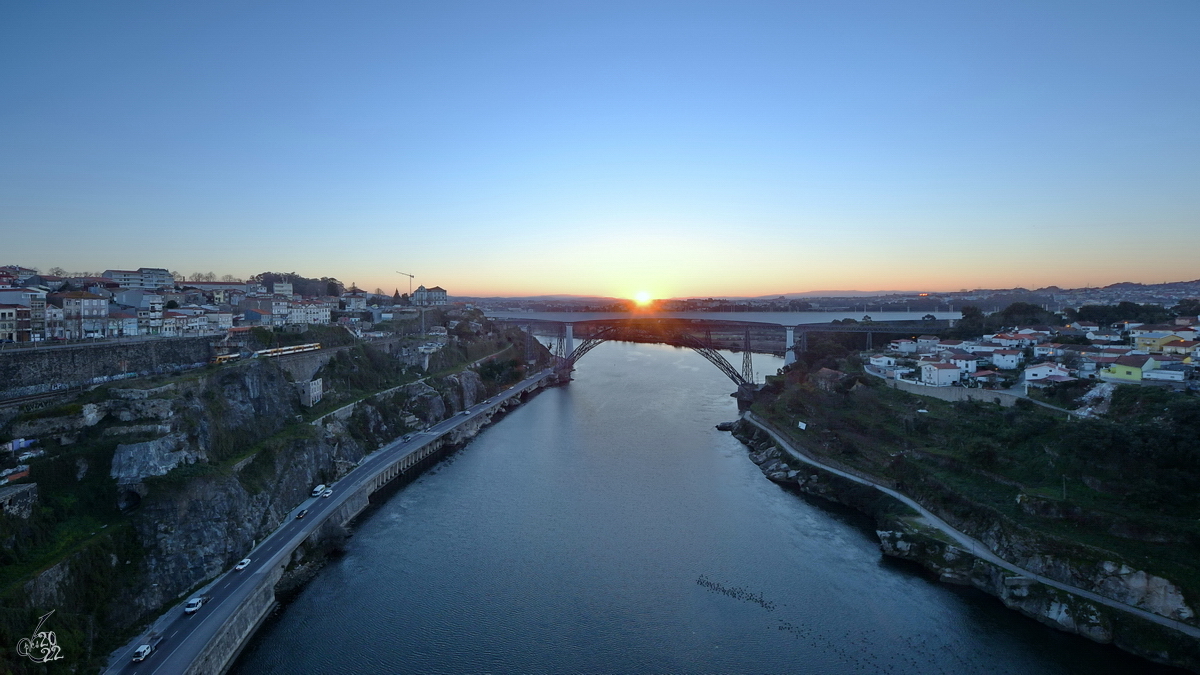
(232, 341, 1179, 674)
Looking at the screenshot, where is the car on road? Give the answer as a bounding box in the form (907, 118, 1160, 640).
(296, 509, 308, 519)
(234, 558, 251, 571)
(460, 410, 470, 416)
(321, 488, 333, 498)
(132, 644, 153, 662)
(183, 597, 205, 614)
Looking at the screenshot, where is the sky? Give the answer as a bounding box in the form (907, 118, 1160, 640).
(2, 1, 1198, 299)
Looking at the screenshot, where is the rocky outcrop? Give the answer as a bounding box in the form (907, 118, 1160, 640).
(110, 433, 204, 485)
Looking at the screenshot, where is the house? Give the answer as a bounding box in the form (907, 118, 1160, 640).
(0, 304, 19, 342)
(1133, 332, 1185, 353)
(869, 354, 896, 369)
(889, 339, 917, 354)
(948, 355, 980, 374)
(0, 288, 46, 341)
(916, 335, 940, 352)
(1102, 355, 1158, 383)
(1130, 324, 1195, 341)
(920, 362, 961, 386)
(107, 308, 139, 337)
(113, 290, 164, 335)
(47, 291, 108, 338)
(1024, 362, 1071, 382)
(243, 309, 272, 326)
(968, 369, 1003, 385)
(992, 349, 1023, 370)
(1161, 340, 1199, 357)
(342, 290, 369, 311)
(1143, 365, 1187, 383)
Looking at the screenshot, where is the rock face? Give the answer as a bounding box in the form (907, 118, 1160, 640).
(0, 483, 38, 519)
(21, 356, 519, 630)
(110, 433, 201, 484)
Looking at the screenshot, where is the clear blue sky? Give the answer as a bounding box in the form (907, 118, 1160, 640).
(2, 1, 1197, 298)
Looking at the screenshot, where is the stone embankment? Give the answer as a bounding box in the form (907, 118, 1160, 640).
(725, 416, 1200, 673)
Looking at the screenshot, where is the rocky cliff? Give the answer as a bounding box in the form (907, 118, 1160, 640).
(3, 353, 498, 666)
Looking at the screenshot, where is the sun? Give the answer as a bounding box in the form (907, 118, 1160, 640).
(633, 291, 652, 306)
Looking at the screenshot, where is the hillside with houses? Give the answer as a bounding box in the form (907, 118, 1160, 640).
(865, 308, 1199, 395)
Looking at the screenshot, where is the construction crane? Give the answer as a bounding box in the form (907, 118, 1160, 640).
(395, 271, 414, 296)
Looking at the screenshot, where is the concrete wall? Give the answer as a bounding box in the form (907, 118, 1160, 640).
(0, 337, 212, 400)
(882, 378, 1022, 407)
(184, 565, 282, 675)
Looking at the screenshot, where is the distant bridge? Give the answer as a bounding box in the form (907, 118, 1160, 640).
(492, 316, 957, 391)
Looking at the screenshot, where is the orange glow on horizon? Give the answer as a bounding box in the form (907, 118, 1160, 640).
(633, 291, 652, 306)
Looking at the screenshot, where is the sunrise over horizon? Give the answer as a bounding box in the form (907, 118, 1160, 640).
(3, 1, 1197, 298)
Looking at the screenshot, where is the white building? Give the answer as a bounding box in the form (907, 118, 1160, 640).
(412, 285, 448, 306)
(992, 349, 1023, 370)
(948, 355, 980, 374)
(102, 267, 173, 289)
(920, 362, 961, 386)
(1024, 362, 1071, 381)
(869, 354, 896, 368)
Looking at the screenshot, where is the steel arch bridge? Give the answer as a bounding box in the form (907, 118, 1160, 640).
(561, 322, 753, 389)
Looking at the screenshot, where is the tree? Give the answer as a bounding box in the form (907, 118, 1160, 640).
(171, 271, 185, 282)
(220, 274, 239, 283)
(165, 300, 179, 309)
(997, 302, 1056, 327)
(48, 266, 67, 276)
(1172, 298, 1200, 318)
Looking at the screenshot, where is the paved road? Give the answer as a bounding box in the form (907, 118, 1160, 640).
(743, 412, 1200, 639)
(105, 368, 552, 674)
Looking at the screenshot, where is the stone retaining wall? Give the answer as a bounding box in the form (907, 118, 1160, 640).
(0, 338, 213, 400)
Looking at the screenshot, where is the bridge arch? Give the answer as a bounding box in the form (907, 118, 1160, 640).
(561, 322, 752, 389)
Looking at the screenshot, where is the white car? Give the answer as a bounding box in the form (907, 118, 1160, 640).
(321, 488, 333, 498)
(132, 644, 153, 662)
(234, 558, 251, 571)
(183, 597, 204, 614)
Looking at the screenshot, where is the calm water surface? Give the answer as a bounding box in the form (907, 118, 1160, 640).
(233, 342, 1178, 674)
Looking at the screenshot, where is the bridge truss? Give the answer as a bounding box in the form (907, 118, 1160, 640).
(564, 322, 751, 389)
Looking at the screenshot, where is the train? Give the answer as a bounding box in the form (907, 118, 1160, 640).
(211, 342, 321, 364)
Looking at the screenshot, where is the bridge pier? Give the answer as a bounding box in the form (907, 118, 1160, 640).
(564, 323, 574, 360)
(784, 327, 796, 366)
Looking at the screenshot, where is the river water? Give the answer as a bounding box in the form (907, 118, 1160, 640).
(232, 342, 1178, 674)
